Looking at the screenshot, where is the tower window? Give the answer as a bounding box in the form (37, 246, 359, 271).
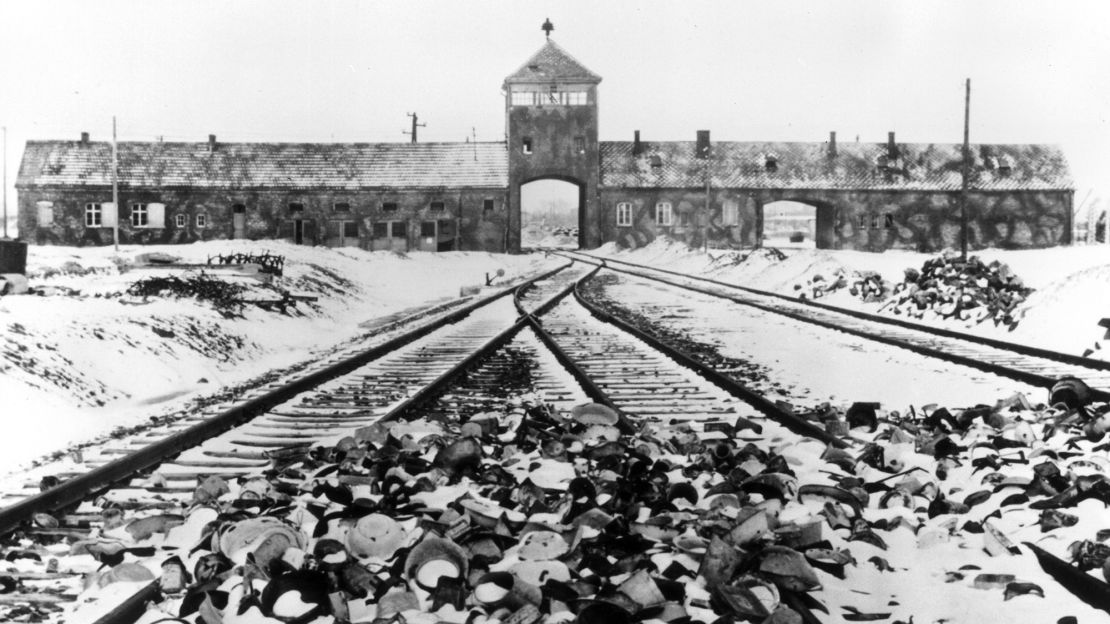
(483, 199, 495, 213)
(430, 201, 445, 211)
(616, 202, 633, 227)
(522, 138, 533, 154)
(574, 136, 585, 154)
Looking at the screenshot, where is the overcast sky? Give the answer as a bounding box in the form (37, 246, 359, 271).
(2, 0, 1109, 220)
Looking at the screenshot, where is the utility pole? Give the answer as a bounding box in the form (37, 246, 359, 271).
(112, 116, 119, 252)
(960, 78, 970, 262)
(2, 126, 7, 239)
(402, 112, 426, 143)
(704, 154, 711, 253)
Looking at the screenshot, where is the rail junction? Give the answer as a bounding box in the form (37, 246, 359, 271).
(2, 259, 1109, 623)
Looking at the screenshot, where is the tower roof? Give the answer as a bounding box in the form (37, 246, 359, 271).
(504, 39, 601, 85)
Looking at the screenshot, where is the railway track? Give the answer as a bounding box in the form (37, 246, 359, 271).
(2, 258, 1106, 623)
(558, 250, 1110, 399)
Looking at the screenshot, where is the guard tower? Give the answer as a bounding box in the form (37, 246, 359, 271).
(504, 21, 602, 252)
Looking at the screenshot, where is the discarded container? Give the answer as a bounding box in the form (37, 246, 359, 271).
(0, 240, 27, 275)
(1049, 376, 1092, 410)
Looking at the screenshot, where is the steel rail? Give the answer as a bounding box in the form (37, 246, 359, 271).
(561, 249, 1110, 373)
(561, 251, 1110, 400)
(84, 266, 582, 624)
(85, 262, 838, 624)
(571, 272, 848, 448)
(0, 264, 572, 539)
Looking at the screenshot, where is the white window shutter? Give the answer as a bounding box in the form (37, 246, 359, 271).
(101, 202, 118, 227)
(36, 201, 54, 225)
(148, 203, 166, 228)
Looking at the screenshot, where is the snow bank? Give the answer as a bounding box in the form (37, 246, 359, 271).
(0, 241, 557, 470)
(594, 239, 1110, 358)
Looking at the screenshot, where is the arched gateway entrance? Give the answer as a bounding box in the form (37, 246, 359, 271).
(520, 178, 584, 249)
(760, 199, 837, 249)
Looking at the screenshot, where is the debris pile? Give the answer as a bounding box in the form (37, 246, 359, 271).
(208, 252, 286, 277)
(126, 272, 247, 312)
(880, 253, 1033, 327)
(11, 377, 1110, 624)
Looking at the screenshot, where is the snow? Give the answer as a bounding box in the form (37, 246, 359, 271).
(590, 239, 1110, 358)
(0, 241, 559, 473)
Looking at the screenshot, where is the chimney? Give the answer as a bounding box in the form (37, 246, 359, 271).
(208, 134, 217, 151)
(828, 131, 837, 158)
(80, 132, 89, 145)
(696, 130, 711, 159)
(887, 131, 897, 158)
(632, 130, 642, 156)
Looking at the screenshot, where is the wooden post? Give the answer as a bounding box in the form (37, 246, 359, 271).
(2, 126, 7, 239)
(112, 116, 119, 252)
(960, 79, 970, 262)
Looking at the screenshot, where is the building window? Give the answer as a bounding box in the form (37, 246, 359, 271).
(334, 202, 351, 212)
(289, 202, 304, 212)
(511, 90, 587, 106)
(884, 214, 895, 229)
(36, 201, 54, 225)
(679, 211, 691, 227)
(343, 221, 359, 238)
(655, 202, 673, 226)
(430, 201, 445, 211)
(175, 214, 186, 227)
(858, 214, 869, 229)
(871, 214, 882, 229)
(421, 221, 436, 237)
(131, 203, 148, 227)
(765, 155, 778, 173)
(233, 204, 246, 214)
(522, 138, 533, 154)
(722, 202, 739, 226)
(616, 202, 632, 227)
(574, 136, 585, 154)
(382, 202, 398, 212)
(483, 199, 495, 214)
(85, 203, 103, 227)
(197, 214, 208, 228)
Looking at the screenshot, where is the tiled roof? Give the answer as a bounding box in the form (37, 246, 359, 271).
(599, 140, 1073, 191)
(504, 39, 601, 84)
(17, 141, 508, 190)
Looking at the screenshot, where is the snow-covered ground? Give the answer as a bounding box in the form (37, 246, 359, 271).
(0, 241, 558, 472)
(590, 239, 1110, 358)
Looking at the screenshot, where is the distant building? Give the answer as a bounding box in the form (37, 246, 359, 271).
(17, 33, 1073, 252)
